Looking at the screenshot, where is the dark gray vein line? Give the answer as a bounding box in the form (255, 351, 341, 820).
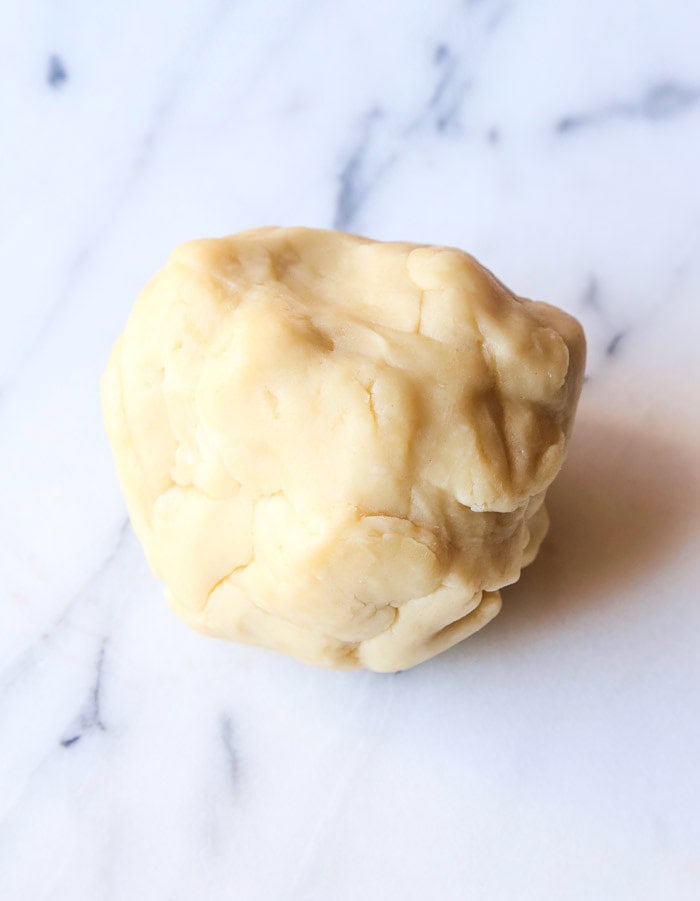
(47, 55, 68, 89)
(605, 330, 625, 357)
(578, 276, 630, 361)
(556, 81, 700, 134)
(333, 107, 388, 230)
(60, 640, 108, 748)
(641, 82, 700, 118)
(581, 276, 602, 312)
(330, 0, 514, 231)
(332, 42, 471, 231)
(407, 43, 470, 135)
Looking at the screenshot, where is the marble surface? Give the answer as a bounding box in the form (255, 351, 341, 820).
(2, 1, 700, 898)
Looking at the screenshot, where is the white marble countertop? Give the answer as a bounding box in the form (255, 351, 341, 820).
(2, 1, 700, 898)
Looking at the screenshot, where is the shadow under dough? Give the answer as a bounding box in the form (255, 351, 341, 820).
(484, 415, 699, 640)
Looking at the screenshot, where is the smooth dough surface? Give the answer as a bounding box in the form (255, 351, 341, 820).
(101, 227, 585, 671)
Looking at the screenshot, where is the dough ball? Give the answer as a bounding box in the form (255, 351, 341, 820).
(101, 227, 585, 671)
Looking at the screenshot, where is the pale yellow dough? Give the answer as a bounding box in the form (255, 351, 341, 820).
(101, 227, 585, 671)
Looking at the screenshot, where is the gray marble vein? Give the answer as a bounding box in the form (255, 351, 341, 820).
(0, 518, 129, 694)
(581, 276, 603, 312)
(412, 43, 471, 134)
(333, 42, 471, 230)
(605, 330, 625, 357)
(219, 714, 238, 787)
(556, 81, 700, 134)
(60, 641, 108, 748)
(333, 107, 389, 231)
(463, 0, 514, 31)
(47, 55, 68, 89)
(578, 276, 631, 363)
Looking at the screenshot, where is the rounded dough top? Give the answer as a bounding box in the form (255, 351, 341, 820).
(102, 227, 585, 671)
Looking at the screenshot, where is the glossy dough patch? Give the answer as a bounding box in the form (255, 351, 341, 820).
(101, 227, 585, 671)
